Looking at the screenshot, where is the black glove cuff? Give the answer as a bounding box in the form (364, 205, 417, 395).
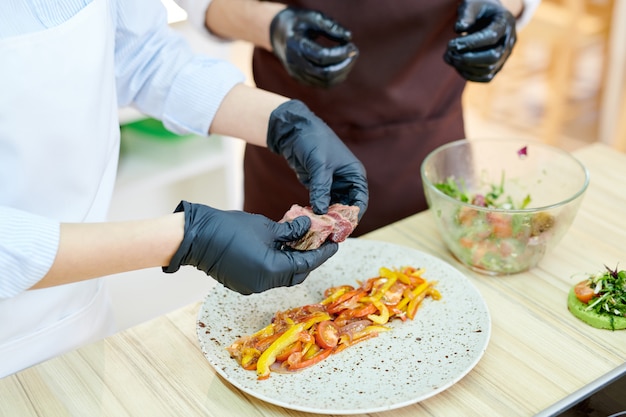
(162, 200, 193, 274)
(266, 99, 313, 154)
(269, 6, 298, 62)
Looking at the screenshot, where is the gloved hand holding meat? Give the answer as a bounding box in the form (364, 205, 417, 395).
(162, 201, 338, 295)
(270, 6, 359, 88)
(280, 203, 360, 250)
(267, 99, 369, 222)
(444, 0, 517, 82)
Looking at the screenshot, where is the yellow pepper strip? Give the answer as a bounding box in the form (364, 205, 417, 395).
(240, 348, 261, 368)
(376, 275, 397, 299)
(429, 286, 442, 300)
(409, 267, 426, 277)
(361, 324, 390, 335)
(320, 287, 350, 305)
(395, 270, 412, 285)
(256, 322, 306, 380)
(367, 300, 390, 325)
(362, 275, 398, 304)
(396, 280, 430, 311)
(345, 325, 390, 348)
(379, 266, 393, 276)
(250, 322, 276, 339)
(407, 290, 429, 320)
(300, 340, 314, 357)
(303, 312, 331, 329)
(303, 343, 321, 360)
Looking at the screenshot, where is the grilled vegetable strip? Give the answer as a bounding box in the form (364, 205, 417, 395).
(227, 266, 440, 379)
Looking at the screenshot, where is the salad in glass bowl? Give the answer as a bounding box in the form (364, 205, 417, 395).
(421, 138, 589, 275)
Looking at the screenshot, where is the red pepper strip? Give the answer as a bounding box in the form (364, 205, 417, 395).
(360, 278, 375, 292)
(351, 302, 377, 317)
(326, 288, 363, 310)
(332, 302, 376, 325)
(326, 289, 367, 314)
(388, 305, 408, 321)
(321, 286, 352, 305)
(254, 333, 282, 351)
(287, 347, 333, 370)
(275, 340, 302, 362)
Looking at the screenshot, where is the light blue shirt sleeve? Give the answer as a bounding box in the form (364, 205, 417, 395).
(113, 0, 245, 136)
(1, 0, 244, 136)
(0, 208, 59, 299)
(0, 0, 245, 297)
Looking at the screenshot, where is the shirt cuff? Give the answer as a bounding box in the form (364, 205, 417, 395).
(0, 207, 60, 298)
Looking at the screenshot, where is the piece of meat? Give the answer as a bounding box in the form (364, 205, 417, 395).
(280, 204, 360, 250)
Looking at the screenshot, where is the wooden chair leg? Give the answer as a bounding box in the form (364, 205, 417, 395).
(613, 88, 626, 152)
(542, 41, 577, 145)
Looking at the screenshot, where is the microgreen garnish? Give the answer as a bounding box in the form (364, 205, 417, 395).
(435, 171, 531, 209)
(585, 265, 626, 318)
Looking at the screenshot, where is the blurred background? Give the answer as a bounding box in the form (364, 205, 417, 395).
(464, 0, 624, 153)
(107, 0, 625, 331)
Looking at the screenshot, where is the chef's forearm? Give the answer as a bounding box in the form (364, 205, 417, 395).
(205, 0, 285, 51)
(500, 0, 525, 19)
(30, 213, 185, 289)
(209, 83, 289, 146)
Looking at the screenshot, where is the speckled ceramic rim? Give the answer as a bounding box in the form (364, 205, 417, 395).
(197, 239, 492, 415)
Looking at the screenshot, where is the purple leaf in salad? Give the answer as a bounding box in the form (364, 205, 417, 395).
(472, 194, 486, 207)
(517, 146, 528, 159)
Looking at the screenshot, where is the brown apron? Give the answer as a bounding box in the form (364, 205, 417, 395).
(245, 0, 466, 235)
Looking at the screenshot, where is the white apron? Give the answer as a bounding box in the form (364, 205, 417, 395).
(0, 0, 119, 377)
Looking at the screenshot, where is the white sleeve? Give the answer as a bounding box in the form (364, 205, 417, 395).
(0, 207, 59, 299)
(517, 0, 542, 29)
(174, 0, 213, 32)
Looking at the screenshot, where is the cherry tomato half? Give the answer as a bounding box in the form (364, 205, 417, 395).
(315, 320, 340, 349)
(574, 280, 595, 304)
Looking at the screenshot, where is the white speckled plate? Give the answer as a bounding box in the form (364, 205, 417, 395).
(197, 239, 491, 415)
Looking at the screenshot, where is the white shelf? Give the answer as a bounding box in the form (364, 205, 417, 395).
(116, 126, 228, 196)
(118, 107, 146, 125)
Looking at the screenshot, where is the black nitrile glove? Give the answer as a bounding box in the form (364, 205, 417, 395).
(444, 0, 517, 82)
(267, 100, 368, 219)
(163, 201, 338, 295)
(270, 6, 358, 88)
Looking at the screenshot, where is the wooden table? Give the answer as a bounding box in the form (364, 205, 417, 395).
(2, 143, 625, 417)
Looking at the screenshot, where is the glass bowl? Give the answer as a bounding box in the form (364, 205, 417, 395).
(420, 138, 590, 275)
